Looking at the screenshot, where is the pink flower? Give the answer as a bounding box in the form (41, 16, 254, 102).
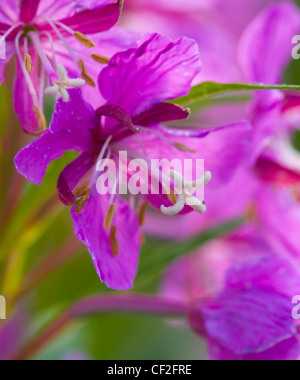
(162, 235, 300, 360)
(0, 0, 122, 134)
(14, 34, 251, 290)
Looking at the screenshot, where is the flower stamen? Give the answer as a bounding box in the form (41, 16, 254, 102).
(75, 188, 91, 214)
(161, 170, 212, 217)
(110, 226, 120, 256)
(91, 54, 110, 65)
(138, 201, 148, 226)
(33, 106, 47, 133)
(74, 32, 95, 48)
(104, 204, 116, 231)
(78, 59, 96, 87)
(174, 142, 196, 153)
(24, 53, 33, 72)
(44, 64, 85, 102)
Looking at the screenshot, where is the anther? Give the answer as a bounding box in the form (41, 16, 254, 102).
(74, 32, 95, 48)
(104, 204, 116, 231)
(24, 54, 33, 72)
(73, 181, 90, 198)
(75, 188, 91, 214)
(141, 234, 146, 245)
(110, 226, 120, 256)
(91, 54, 110, 64)
(138, 201, 148, 226)
(78, 59, 96, 87)
(174, 142, 196, 154)
(33, 106, 47, 133)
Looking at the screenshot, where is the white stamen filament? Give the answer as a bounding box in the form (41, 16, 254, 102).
(40, 16, 79, 65)
(0, 22, 25, 43)
(44, 64, 85, 102)
(38, 64, 46, 109)
(53, 20, 76, 35)
(161, 170, 212, 217)
(28, 31, 57, 78)
(39, 31, 57, 70)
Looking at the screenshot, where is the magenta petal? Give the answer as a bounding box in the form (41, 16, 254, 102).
(133, 103, 191, 127)
(13, 52, 40, 134)
(19, 0, 40, 22)
(15, 90, 95, 185)
(0, 22, 12, 33)
(71, 186, 141, 290)
(96, 104, 141, 133)
(57, 1, 120, 35)
(254, 156, 300, 186)
(238, 2, 300, 83)
(208, 337, 300, 361)
(226, 255, 300, 300)
(99, 34, 201, 117)
(200, 288, 297, 355)
(57, 152, 96, 205)
(15, 130, 77, 185)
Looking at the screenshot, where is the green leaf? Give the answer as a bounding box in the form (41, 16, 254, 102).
(171, 81, 300, 108)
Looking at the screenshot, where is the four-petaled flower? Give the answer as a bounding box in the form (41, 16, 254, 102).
(15, 34, 251, 290)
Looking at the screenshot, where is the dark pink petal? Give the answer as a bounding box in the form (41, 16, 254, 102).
(57, 1, 120, 35)
(133, 103, 191, 127)
(20, 0, 40, 22)
(57, 152, 96, 205)
(208, 337, 300, 361)
(198, 289, 297, 355)
(0, 22, 11, 33)
(238, 2, 300, 83)
(13, 50, 41, 134)
(71, 186, 141, 290)
(96, 104, 141, 133)
(99, 34, 201, 117)
(15, 89, 95, 185)
(254, 156, 300, 186)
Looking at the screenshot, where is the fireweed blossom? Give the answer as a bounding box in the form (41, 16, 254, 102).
(143, 2, 300, 247)
(161, 235, 300, 360)
(15, 34, 251, 290)
(0, 0, 122, 134)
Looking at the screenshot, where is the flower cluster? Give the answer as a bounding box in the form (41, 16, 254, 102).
(1, 0, 300, 361)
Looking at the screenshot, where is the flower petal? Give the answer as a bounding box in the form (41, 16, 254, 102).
(133, 103, 191, 127)
(199, 288, 297, 355)
(71, 186, 141, 290)
(208, 337, 300, 361)
(19, 0, 41, 22)
(57, 151, 96, 205)
(238, 2, 300, 83)
(13, 50, 41, 134)
(99, 33, 201, 117)
(57, 1, 120, 35)
(15, 89, 95, 185)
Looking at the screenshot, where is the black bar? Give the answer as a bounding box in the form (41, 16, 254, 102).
(94, 361, 201, 376)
